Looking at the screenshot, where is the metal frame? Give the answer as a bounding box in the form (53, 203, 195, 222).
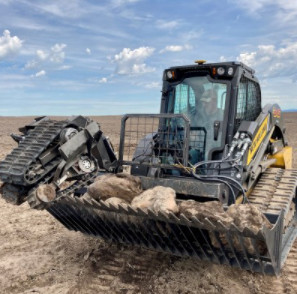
(119, 113, 191, 168)
(47, 197, 288, 275)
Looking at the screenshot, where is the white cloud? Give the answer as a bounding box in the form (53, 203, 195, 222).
(111, 0, 140, 7)
(25, 60, 38, 69)
(131, 63, 155, 74)
(113, 47, 155, 75)
(99, 77, 107, 83)
(144, 82, 160, 89)
(219, 56, 227, 62)
(86, 48, 91, 55)
(237, 42, 297, 80)
(36, 49, 48, 60)
(25, 43, 67, 70)
(50, 43, 66, 63)
(229, 0, 270, 13)
(183, 29, 203, 42)
(0, 30, 23, 60)
(34, 70, 46, 77)
(57, 65, 71, 70)
(231, 0, 297, 20)
(0, 0, 12, 5)
(160, 45, 192, 53)
(155, 20, 180, 30)
(21, 1, 88, 19)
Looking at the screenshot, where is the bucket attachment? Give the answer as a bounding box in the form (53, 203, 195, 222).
(46, 196, 294, 275)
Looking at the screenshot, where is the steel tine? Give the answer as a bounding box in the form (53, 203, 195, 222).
(184, 226, 209, 260)
(251, 238, 265, 274)
(224, 231, 243, 269)
(237, 234, 253, 270)
(179, 213, 192, 225)
(85, 208, 117, 241)
(211, 231, 230, 265)
(47, 206, 73, 231)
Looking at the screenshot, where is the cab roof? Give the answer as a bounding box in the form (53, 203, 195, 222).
(167, 61, 255, 75)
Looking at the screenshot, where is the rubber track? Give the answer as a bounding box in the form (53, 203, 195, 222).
(249, 168, 297, 217)
(0, 120, 68, 186)
(265, 243, 297, 294)
(249, 168, 297, 289)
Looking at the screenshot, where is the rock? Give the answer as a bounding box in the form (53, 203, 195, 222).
(179, 200, 233, 248)
(87, 173, 142, 202)
(105, 197, 129, 207)
(178, 201, 272, 255)
(59, 180, 75, 190)
(179, 200, 233, 227)
(227, 204, 273, 233)
(227, 204, 272, 255)
(131, 186, 179, 214)
(81, 193, 93, 201)
(36, 184, 56, 202)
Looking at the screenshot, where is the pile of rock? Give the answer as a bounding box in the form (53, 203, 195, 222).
(86, 173, 178, 214)
(86, 173, 272, 254)
(179, 199, 272, 254)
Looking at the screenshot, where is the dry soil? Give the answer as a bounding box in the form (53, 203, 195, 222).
(0, 114, 297, 294)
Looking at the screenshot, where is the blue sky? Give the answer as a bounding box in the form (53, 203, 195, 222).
(1, 0, 297, 116)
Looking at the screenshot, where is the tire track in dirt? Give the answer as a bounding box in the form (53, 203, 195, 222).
(67, 243, 171, 294)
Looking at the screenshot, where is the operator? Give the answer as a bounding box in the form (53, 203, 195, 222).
(189, 88, 223, 162)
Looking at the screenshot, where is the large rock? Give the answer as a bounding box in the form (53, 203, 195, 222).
(131, 186, 179, 214)
(227, 204, 273, 233)
(36, 184, 56, 202)
(87, 173, 142, 202)
(179, 200, 233, 228)
(227, 204, 273, 255)
(178, 201, 272, 255)
(179, 200, 232, 248)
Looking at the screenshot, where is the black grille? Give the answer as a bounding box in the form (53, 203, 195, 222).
(119, 114, 193, 168)
(47, 197, 284, 275)
(235, 76, 261, 130)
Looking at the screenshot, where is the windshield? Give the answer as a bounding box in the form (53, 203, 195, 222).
(166, 76, 228, 161)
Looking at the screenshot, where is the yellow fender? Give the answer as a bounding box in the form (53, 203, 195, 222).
(268, 146, 292, 169)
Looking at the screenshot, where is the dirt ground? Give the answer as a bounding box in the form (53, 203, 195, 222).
(0, 114, 297, 294)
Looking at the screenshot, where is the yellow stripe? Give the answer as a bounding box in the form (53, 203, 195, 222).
(247, 116, 269, 165)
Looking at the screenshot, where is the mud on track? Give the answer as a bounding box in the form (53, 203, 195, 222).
(0, 115, 297, 294)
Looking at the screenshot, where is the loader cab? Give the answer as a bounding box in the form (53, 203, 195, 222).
(160, 61, 262, 162)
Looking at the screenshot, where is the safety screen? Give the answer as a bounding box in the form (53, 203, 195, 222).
(235, 76, 261, 130)
(119, 114, 206, 168)
(188, 128, 207, 163)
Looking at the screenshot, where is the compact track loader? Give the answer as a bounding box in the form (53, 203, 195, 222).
(0, 61, 296, 275)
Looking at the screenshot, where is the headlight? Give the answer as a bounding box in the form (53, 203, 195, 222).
(227, 67, 234, 75)
(217, 67, 225, 75)
(166, 70, 175, 79)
